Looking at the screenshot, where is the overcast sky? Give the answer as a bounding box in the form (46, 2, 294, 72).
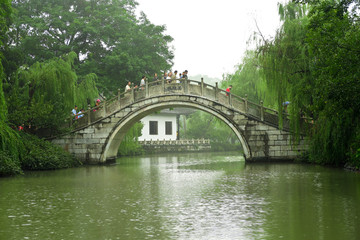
(135, 0, 285, 79)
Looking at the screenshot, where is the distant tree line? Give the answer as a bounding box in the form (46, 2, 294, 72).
(222, 0, 360, 168)
(180, 111, 241, 152)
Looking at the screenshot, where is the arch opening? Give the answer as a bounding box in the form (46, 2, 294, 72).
(101, 101, 251, 162)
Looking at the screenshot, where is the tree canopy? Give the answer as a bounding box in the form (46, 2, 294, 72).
(305, 0, 360, 165)
(7, 0, 174, 94)
(0, 0, 12, 121)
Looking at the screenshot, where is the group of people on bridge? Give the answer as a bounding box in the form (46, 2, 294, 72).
(70, 71, 235, 121)
(125, 70, 189, 92)
(71, 98, 102, 120)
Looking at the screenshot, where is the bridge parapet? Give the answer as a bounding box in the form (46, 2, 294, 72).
(70, 78, 291, 131)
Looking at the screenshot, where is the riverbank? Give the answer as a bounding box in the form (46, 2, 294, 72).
(0, 132, 81, 177)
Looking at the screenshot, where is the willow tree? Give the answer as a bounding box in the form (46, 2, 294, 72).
(75, 73, 99, 109)
(0, 0, 12, 121)
(256, 2, 312, 133)
(305, 0, 360, 167)
(256, 0, 360, 167)
(222, 50, 276, 108)
(0, 0, 23, 176)
(5, 52, 98, 136)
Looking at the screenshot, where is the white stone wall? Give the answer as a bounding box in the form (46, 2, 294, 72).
(138, 113, 177, 141)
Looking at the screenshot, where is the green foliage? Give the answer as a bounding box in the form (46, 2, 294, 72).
(242, 0, 360, 167)
(308, 110, 355, 166)
(256, 2, 313, 129)
(0, 126, 80, 175)
(0, 0, 12, 121)
(75, 73, 99, 108)
(0, 151, 22, 176)
(8, 0, 174, 95)
(0, 0, 23, 177)
(182, 111, 241, 151)
(304, 0, 360, 166)
(0, 0, 12, 46)
(349, 129, 360, 169)
(20, 133, 81, 170)
(4, 52, 98, 136)
(0, 1, 82, 176)
(118, 122, 145, 156)
(0, 63, 6, 122)
(0, 124, 24, 176)
(221, 50, 275, 107)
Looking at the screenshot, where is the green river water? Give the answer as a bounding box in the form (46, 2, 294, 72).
(0, 152, 360, 240)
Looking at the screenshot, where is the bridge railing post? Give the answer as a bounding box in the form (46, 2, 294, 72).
(118, 88, 121, 108)
(245, 94, 248, 113)
(260, 100, 264, 121)
(201, 77, 204, 96)
(103, 100, 106, 118)
(162, 78, 165, 94)
(182, 78, 186, 94)
(185, 78, 189, 94)
(87, 104, 91, 125)
(228, 92, 232, 107)
(131, 83, 135, 103)
(215, 82, 218, 101)
(69, 114, 73, 127)
(146, 79, 149, 98)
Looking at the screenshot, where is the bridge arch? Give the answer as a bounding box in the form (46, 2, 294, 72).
(52, 79, 308, 163)
(101, 100, 251, 162)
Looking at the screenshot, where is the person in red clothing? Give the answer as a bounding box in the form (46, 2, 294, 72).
(93, 99, 101, 112)
(226, 85, 232, 96)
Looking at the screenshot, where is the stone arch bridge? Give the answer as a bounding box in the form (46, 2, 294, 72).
(52, 79, 308, 164)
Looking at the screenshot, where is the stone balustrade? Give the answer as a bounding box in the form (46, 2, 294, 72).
(139, 138, 211, 146)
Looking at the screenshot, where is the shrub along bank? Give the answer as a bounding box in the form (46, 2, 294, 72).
(0, 131, 81, 177)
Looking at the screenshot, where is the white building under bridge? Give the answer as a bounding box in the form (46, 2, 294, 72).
(138, 108, 195, 141)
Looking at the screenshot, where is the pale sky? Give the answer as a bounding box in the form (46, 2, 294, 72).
(136, 0, 285, 79)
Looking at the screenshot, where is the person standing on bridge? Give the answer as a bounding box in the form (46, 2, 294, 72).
(167, 71, 173, 83)
(125, 81, 131, 92)
(93, 99, 101, 112)
(183, 70, 188, 80)
(283, 101, 290, 113)
(226, 85, 232, 96)
(153, 73, 158, 82)
(71, 105, 78, 119)
(78, 108, 84, 118)
(173, 70, 180, 83)
(171, 70, 177, 81)
(140, 76, 146, 90)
